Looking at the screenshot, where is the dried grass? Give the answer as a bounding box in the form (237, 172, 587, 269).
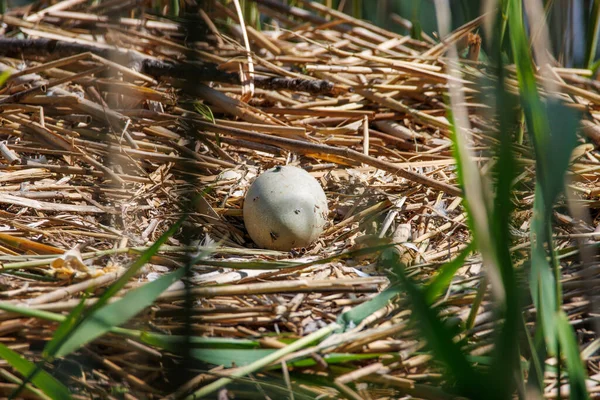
(0, 0, 597, 398)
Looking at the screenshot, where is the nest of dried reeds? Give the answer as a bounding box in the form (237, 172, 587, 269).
(0, 0, 598, 399)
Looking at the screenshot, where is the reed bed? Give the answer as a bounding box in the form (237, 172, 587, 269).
(0, 0, 596, 399)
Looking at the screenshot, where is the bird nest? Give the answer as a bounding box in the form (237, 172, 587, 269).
(0, 1, 598, 399)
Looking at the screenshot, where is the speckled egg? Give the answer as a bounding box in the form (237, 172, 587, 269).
(243, 165, 328, 251)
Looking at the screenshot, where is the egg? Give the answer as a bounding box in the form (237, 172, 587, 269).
(243, 165, 328, 250)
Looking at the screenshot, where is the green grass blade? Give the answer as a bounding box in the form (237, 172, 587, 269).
(410, 0, 423, 40)
(0, 344, 71, 400)
(585, 0, 600, 69)
(38, 216, 186, 362)
(10, 217, 186, 398)
(351, 0, 362, 19)
(507, 0, 580, 215)
(0, 302, 263, 353)
(487, 31, 520, 396)
(0, 302, 137, 339)
(193, 349, 276, 367)
(170, 0, 179, 17)
(380, 252, 485, 399)
(140, 333, 260, 350)
(0, 69, 12, 88)
(506, 0, 560, 358)
(506, 0, 550, 181)
(52, 267, 187, 357)
(284, 353, 381, 368)
(556, 311, 590, 400)
(591, 58, 600, 76)
(435, 14, 521, 394)
(434, 4, 522, 396)
(11, 294, 88, 398)
(446, 103, 499, 302)
(424, 242, 473, 304)
(189, 349, 381, 368)
(43, 294, 89, 358)
(507, 1, 587, 397)
(499, 0, 511, 54)
(530, 199, 557, 355)
(522, 314, 544, 393)
(0, 302, 79, 323)
(543, 100, 580, 206)
(193, 101, 215, 123)
(337, 284, 401, 330)
(187, 323, 339, 399)
(79, 216, 186, 317)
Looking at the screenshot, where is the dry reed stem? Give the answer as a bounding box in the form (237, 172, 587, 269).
(0, 1, 595, 399)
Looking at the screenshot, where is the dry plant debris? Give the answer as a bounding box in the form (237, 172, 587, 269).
(0, 0, 596, 399)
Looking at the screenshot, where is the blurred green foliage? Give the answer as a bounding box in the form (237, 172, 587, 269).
(329, 0, 599, 67)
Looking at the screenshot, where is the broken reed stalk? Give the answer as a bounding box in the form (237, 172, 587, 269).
(0, 143, 20, 165)
(186, 323, 340, 399)
(0, 1, 595, 399)
(191, 119, 462, 196)
(159, 277, 387, 299)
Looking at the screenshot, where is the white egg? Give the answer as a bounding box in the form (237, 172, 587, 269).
(243, 165, 328, 251)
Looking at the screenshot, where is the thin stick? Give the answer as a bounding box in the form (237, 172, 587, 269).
(185, 323, 339, 399)
(191, 119, 462, 196)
